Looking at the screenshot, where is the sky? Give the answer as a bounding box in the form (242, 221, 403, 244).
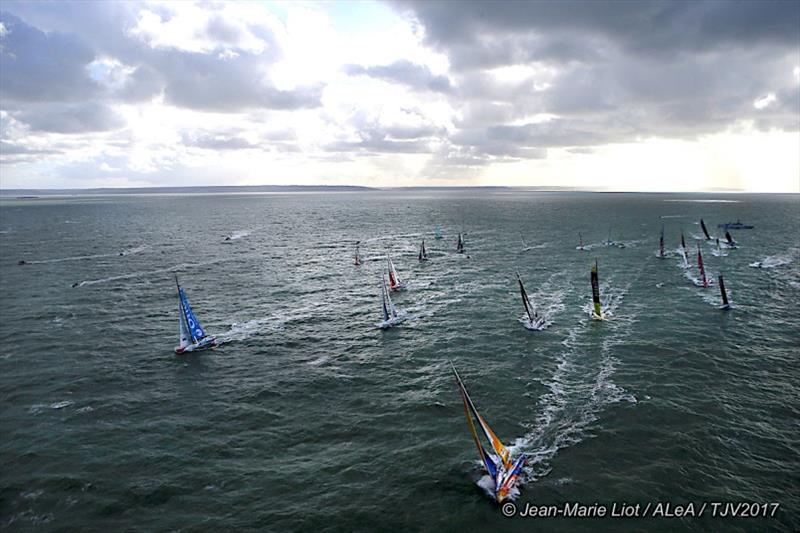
(0, 0, 798, 192)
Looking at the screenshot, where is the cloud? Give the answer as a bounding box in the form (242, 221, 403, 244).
(344, 59, 451, 92)
(0, 12, 99, 102)
(16, 103, 125, 133)
(390, 0, 800, 160)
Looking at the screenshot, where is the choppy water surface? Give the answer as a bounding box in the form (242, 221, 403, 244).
(1, 191, 798, 532)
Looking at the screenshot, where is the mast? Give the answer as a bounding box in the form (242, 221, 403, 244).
(659, 225, 665, 257)
(700, 218, 711, 240)
(718, 273, 730, 308)
(697, 245, 708, 287)
(354, 241, 361, 265)
(579, 232, 584, 250)
(591, 260, 602, 317)
(457, 233, 464, 254)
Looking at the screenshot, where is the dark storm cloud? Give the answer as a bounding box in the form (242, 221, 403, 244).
(389, 0, 800, 161)
(0, 2, 322, 120)
(344, 60, 452, 93)
(0, 12, 99, 102)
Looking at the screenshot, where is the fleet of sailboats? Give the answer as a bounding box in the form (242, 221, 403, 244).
(166, 218, 748, 504)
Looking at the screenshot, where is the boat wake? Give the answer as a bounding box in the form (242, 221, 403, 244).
(25, 245, 148, 264)
(74, 257, 235, 287)
(217, 306, 316, 344)
(749, 249, 797, 269)
(223, 230, 251, 242)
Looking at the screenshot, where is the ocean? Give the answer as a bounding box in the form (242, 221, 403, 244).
(1, 191, 798, 532)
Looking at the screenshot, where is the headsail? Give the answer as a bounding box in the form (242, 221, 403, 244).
(700, 218, 711, 240)
(591, 260, 602, 317)
(719, 273, 730, 308)
(697, 245, 709, 287)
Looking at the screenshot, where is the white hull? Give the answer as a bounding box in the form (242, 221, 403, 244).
(520, 316, 548, 331)
(376, 314, 406, 329)
(175, 336, 217, 354)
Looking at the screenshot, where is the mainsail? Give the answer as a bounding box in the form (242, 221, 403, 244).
(725, 230, 736, 247)
(697, 245, 709, 287)
(680, 231, 689, 267)
(451, 364, 512, 471)
(176, 277, 208, 344)
(579, 232, 584, 250)
(457, 233, 465, 254)
(719, 274, 730, 308)
(380, 274, 395, 320)
(516, 271, 537, 323)
(354, 241, 361, 266)
(700, 218, 711, 240)
(418, 240, 428, 261)
(591, 260, 602, 318)
(659, 225, 665, 257)
(387, 255, 404, 290)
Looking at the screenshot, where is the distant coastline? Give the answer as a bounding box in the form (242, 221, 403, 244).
(0, 185, 775, 197)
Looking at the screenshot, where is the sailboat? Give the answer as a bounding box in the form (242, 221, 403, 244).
(516, 271, 546, 330)
(658, 225, 665, 258)
(520, 234, 532, 252)
(577, 232, 585, 251)
(700, 218, 711, 240)
(457, 233, 465, 254)
(387, 254, 407, 291)
(695, 244, 713, 287)
(718, 274, 731, 310)
(724, 230, 738, 249)
(418, 240, 429, 262)
(451, 362, 527, 503)
(434, 226, 443, 240)
(376, 273, 406, 329)
(713, 237, 727, 257)
(590, 260, 605, 320)
(603, 228, 616, 247)
(354, 241, 362, 266)
(174, 276, 216, 354)
(680, 231, 690, 268)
